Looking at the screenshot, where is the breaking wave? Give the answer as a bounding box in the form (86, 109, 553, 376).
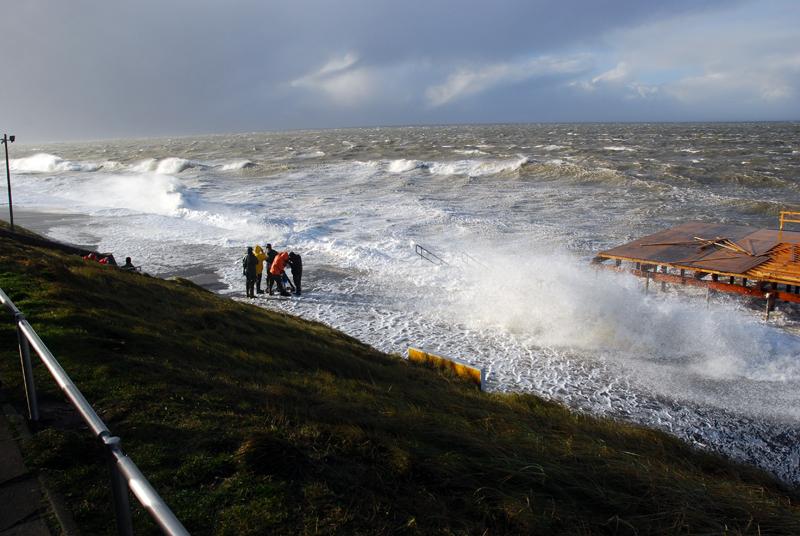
(10, 153, 102, 173)
(131, 157, 206, 175)
(453, 149, 489, 156)
(220, 160, 256, 171)
(428, 156, 532, 177)
(388, 159, 429, 173)
(384, 156, 533, 177)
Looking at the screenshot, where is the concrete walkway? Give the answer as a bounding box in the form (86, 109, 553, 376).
(0, 404, 52, 535)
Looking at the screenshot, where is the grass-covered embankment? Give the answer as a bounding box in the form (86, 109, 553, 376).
(0, 227, 798, 535)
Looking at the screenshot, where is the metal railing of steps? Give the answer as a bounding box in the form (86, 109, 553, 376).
(0, 288, 190, 536)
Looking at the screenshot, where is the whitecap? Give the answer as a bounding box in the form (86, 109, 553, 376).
(387, 159, 429, 173)
(428, 156, 531, 177)
(453, 149, 488, 156)
(10, 153, 101, 173)
(220, 160, 256, 171)
(297, 150, 325, 159)
(130, 157, 205, 175)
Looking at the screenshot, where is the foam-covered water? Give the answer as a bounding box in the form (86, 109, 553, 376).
(7, 123, 800, 483)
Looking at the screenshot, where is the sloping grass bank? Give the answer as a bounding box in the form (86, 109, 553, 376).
(0, 228, 798, 535)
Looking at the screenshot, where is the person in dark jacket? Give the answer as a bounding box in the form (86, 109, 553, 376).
(288, 251, 303, 295)
(120, 257, 137, 272)
(265, 243, 278, 295)
(242, 247, 258, 298)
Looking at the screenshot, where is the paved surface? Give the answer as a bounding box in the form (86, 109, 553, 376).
(0, 407, 52, 536)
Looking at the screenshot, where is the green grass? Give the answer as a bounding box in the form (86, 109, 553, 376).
(0, 227, 798, 535)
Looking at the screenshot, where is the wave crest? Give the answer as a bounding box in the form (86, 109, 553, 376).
(10, 153, 101, 173)
(220, 160, 256, 171)
(131, 157, 205, 175)
(428, 156, 532, 177)
(388, 159, 429, 173)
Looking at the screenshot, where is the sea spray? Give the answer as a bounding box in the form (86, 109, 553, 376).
(7, 123, 800, 484)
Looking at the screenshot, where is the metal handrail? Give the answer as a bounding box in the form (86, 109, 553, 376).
(779, 211, 800, 231)
(455, 251, 487, 269)
(414, 244, 448, 265)
(0, 288, 190, 536)
(413, 244, 489, 270)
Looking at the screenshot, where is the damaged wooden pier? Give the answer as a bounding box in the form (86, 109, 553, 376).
(593, 212, 800, 319)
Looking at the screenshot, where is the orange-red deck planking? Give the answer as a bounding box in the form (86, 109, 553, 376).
(594, 221, 800, 306)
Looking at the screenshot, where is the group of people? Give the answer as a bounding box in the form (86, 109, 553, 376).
(82, 252, 139, 272)
(242, 243, 302, 298)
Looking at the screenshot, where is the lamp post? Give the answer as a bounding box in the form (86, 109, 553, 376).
(2, 134, 15, 231)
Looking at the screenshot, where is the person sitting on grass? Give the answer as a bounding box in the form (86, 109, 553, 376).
(120, 257, 138, 272)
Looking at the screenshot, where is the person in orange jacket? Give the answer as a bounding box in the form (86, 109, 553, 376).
(269, 251, 291, 296)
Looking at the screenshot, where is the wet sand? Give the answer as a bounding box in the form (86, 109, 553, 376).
(161, 266, 228, 292)
(10, 209, 100, 250)
(4, 209, 227, 292)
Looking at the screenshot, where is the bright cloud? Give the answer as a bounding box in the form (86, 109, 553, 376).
(592, 62, 630, 85)
(291, 53, 376, 106)
(572, 0, 800, 110)
(426, 55, 590, 107)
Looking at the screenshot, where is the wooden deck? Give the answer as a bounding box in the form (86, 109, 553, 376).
(593, 221, 800, 315)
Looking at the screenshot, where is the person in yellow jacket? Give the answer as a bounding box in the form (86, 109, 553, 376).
(254, 244, 267, 294)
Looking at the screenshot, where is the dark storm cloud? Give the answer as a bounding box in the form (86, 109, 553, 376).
(1, 0, 791, 142)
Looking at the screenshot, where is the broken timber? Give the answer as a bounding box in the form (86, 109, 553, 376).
(592, 216, 800, 320)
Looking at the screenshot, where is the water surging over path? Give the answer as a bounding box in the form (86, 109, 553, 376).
(10, 122, 800, 483)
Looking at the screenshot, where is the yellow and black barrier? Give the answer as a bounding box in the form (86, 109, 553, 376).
(407, 347, 485, 390)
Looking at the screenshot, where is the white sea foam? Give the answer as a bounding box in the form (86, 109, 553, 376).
(603, 146, 636, 152)
(453, 149, 488, 156)
(297, 150, 325, 159)
(130, 157, 205, 174)
(387, 159, 429, 173)
(444, 251, 800, 385)
(158, 157, 204, 174)
(220, 160, 256, 171)
(428, 156, 531, 177)
(71, 174, 187, 215)
(100, 161, 125, 171)
(10, 153, 101, 173)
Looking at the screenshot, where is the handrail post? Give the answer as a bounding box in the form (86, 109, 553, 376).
(103, 434, 135, 536)
(15, 312, 39, 421)
(2, 289, 191, 535)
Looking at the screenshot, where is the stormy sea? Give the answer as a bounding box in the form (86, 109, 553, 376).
(7, 122, 800, 484)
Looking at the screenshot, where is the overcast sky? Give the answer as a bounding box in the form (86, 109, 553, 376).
(3, 0, 799, 141)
